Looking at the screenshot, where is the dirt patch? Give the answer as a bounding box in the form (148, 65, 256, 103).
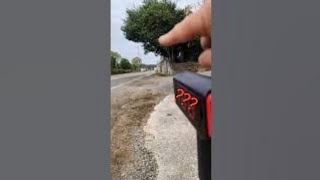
(111, 75, 171, 180)
(172, 62, 199, 73)
(172, 62, 211, 73)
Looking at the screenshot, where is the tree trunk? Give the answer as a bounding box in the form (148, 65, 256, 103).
(156, 56, 174, 76)
(167, 47, 177, 63)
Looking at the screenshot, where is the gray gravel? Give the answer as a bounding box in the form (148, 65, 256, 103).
(144, 95, 199, 180)
(120, 127, 158, 180)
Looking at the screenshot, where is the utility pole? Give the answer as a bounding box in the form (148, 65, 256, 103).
(137, 45, 140, 58)
(137, 45, 141, 71)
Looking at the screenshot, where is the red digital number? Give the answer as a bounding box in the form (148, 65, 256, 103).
(187, 97, 198, 120)
(175, 88, 199, 120)
(175, 88, 184, 99)
(188, 97, 198, 110)
(175, 88, 184, 105)
(181, 93, 191, 110)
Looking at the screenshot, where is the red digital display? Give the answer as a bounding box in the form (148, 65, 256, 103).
(175, 88, 199, 120)
(173, 71, 211, 139)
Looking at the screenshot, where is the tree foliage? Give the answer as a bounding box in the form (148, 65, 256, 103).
(111, 50, 122, 69)
(111, 51, 121, 60)
(132, 57, 142, 64)
(120, 58, 132, 69)
(131, 57, 142, 70)
(111, 55, 117, 69)
(122, 0, 201, 62)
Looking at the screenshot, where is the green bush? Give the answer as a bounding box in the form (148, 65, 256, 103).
(120, 58, 132, 69)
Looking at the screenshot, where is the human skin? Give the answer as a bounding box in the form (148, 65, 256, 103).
(159, 0, 212, 68)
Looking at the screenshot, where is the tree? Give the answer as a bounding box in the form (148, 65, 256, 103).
(111, 51, 122, 69)
(122, 0, 187, 62)
(131, 57, 142, 71)
(111, 56, 117, 70)
(120, 58, 132, 69)
(122, 0, 202, 63)
(111, 51, 121, 59)
(182, 39, 203, 62)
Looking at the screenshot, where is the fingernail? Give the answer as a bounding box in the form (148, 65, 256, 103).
(158, 35, 165, 43)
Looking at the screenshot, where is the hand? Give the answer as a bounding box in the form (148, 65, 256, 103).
(158, 0, 212, 68)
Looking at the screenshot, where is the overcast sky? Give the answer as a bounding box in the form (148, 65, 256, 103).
(111, 0, 200, 65)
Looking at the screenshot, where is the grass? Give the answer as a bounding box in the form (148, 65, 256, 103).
(111, 90, 165, 180)
(154, 72, 171, 77)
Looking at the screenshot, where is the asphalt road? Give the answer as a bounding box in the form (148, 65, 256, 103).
(111, 71, 154, 90)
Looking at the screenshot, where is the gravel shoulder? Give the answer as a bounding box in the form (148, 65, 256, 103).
(111, 75, 172, 180)
(144, 95, 199, 180)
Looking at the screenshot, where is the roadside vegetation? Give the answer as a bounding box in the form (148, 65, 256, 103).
(111, 51, 156, 75)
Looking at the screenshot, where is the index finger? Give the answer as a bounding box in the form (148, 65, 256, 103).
(158, 2, 211, 46)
